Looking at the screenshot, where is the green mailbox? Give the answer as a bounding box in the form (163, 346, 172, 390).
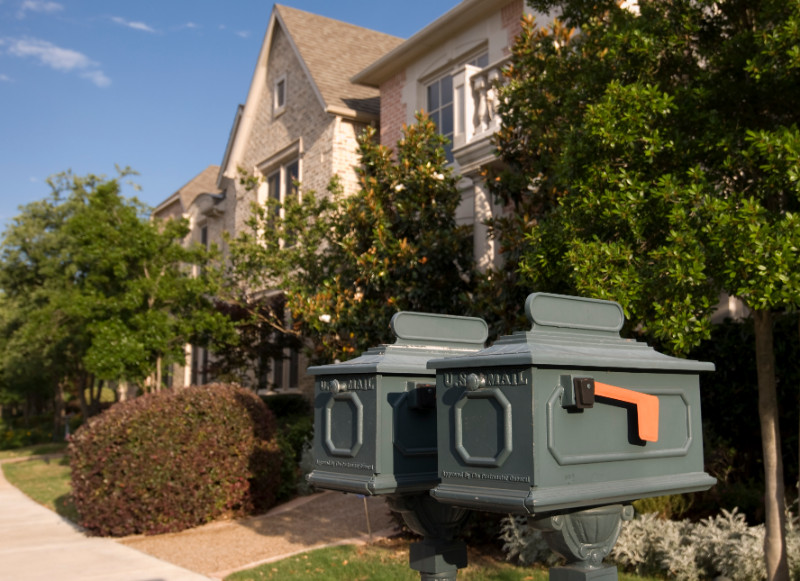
(307, 311, 488, 496)
(428, 293, 716, 515)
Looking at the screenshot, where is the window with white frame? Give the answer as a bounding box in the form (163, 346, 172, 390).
(426, 52, 489, 163)
(273, 74, 287, 117)
(262, 158, 300, 244)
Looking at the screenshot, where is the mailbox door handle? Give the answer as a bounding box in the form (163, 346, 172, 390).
(593, 381, 659, 443)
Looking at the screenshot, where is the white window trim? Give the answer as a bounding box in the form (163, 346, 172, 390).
(421, 49, 490, 164)
(256, 139, 303, 247)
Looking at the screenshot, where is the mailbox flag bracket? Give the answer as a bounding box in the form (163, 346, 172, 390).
(593, 381, 660, 443)
(561, 376, 660, 442)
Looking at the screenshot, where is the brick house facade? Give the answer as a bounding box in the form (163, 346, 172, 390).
(153, 5, 401, 396)
(353, 0, 548, 271)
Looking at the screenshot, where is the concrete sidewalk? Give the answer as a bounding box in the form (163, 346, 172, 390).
(0, 462, 213, 581)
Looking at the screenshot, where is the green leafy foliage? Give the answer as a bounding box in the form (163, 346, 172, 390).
(489, 0, 800, 352)
(489, 2, 800, 575)
(0, 169, 235, 418)
(225, 114, 474, 364)
(68, 383, 283, 536)
(261, 393, 313, 499)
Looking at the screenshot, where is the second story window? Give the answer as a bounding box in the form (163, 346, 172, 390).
(427, 75, 454, 162)
(265, 159, 300, 244)
(427, 53, 489, 163)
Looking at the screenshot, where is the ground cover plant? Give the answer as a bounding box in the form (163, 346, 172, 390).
(500, 507, 800, 580)
(69, 383, 283, 536)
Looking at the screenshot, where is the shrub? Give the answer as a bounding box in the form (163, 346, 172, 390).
(69, 383, 283, 537)
(1, 415, 59, 450)
(260, 393, 313, 499)
(499, 507, 800, 580)
(260, 393, 311, 419)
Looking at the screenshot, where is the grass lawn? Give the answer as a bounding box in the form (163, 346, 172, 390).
(225, 538, 663, 581)
(2, 454, 78, 522)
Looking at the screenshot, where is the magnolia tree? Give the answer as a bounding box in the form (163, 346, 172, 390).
(487, 1, 800, 578)
(225, 114, 475, 364)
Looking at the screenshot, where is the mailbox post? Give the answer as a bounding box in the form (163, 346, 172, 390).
(428, 293, 716, 580)
(307, 311, 488, 580)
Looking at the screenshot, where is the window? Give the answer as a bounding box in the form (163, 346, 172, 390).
(427, 75, 454, 162)
(426, 52, 489, 163)
(264, 159, 300, 244)
(274, 74, 287, 116)
(271, 347, 300, 391)
(190, 345, 208, 386)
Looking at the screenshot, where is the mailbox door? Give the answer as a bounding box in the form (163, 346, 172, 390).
(530, 367, 713, 511)
(381, 375, 439, 492)
(311, 373, 379, 493)
(310, 373, 440, 495)
(435, 367, 535, 512)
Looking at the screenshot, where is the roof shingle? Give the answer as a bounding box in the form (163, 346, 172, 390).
(276, 5, 404, 116)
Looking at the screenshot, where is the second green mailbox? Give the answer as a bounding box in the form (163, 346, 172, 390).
(307, 311, 488, 496)
(428, 293, 716, 515)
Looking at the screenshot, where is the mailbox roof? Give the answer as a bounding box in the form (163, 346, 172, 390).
(428, 293, 714, 373)
(308, 311, 488, 376)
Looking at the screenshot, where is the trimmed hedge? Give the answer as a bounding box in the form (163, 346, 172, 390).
(69, 383, 283, 537)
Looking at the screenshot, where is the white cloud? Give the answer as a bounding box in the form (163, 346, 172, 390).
(5, 37, 111, 87)
(235, 30, 250, 39)
(17, 0, 63, 18)
(80, 69, 111, 88)
(111, 16, 156, 33)
(0, 73, 12, 82)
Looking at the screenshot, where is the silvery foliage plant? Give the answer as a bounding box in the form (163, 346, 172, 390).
(499, 505, 800, 580)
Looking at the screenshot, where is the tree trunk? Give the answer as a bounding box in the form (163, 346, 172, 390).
(155, 356, 162, 393)
(53, 380, 65, 441)
(752, 309, 789, 581)
(76, 374, 89, 420)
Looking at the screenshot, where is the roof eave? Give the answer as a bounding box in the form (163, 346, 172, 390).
(326, 105, 380, 123)
(352, 0, 514, 88)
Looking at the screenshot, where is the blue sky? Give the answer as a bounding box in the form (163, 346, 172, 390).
(0, 0, 460, 229)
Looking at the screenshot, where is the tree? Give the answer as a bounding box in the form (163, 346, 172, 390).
(0, 169, 233, 424)
(489, 1, 800, 578)
(225, 114, 475, 364)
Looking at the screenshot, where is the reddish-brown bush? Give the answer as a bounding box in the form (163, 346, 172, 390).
(69, 383, 283, 536)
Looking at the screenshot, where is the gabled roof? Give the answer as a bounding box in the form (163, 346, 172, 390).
(277, 5, 403, 116)
(219, 5, 403, 185)
(153, 165, 221, 217)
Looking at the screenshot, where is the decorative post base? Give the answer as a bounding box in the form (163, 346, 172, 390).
(388, 493, 470, 581)
(532, 504, 633, 581)
(409, 538, 467, 581)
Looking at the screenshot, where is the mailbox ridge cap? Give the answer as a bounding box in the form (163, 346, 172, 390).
(307, 312, 489, 377)
(391, 311, 488, 347)
(525, 293, 624, 334)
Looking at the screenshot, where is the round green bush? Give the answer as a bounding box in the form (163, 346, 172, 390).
(69, 383, 283, 537)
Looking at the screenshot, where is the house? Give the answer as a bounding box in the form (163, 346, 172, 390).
(151, 164, 227, 389)
(153, 5, 403, 395)
(352, 0, 549, 270)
